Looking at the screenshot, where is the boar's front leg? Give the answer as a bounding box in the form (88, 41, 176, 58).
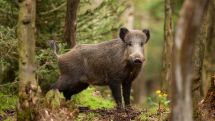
(109, 81, 122, 108)
(122, 80, 132, 107)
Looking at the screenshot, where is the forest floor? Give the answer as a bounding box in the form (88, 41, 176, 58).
(78, 107, 143, 120)
(0, 106, 169, 121)
(0, 88, 170, 121)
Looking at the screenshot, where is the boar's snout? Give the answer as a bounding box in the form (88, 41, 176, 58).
(134, 58, 143, 64)
(129, 54, 145, 65)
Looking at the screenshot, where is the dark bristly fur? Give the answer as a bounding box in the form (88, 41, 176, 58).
(50, 27, 150, 108)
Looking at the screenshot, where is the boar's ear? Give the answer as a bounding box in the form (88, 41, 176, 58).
(143, 29, 150, 43)
(119, 27, 129, 42)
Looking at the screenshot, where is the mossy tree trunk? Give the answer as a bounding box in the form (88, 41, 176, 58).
(64, 0, 80, 48)
(161, 0, 173, 94)
(17, 0, 40, 120)
(171, 0, 208, 121)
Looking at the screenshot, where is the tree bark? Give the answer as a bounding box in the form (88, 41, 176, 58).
(17, 0, 40, 120)
(192, 3, 210, 119)
(197, 1, 215, 120)
(124, 0, 134, 30)
(64, 0, 80, 48)
(202, 0, 215, 97)
(161, 0, 173, 93)
(171, 0, 208, 121)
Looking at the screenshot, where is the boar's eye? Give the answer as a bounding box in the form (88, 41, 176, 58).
(140, 42, 144, 46)
(126, 42, 132, 46)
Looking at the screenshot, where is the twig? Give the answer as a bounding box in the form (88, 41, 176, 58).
(0, 81, 18, 87)
(0, 8, 17, 15)
(39, 2, 66, 16)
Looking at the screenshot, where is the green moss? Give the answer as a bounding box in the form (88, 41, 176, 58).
(0, 92, 17, 121)
(0, 92, 17, 114)
(3, 116, 16, 121)
(72, 87, 114, 109)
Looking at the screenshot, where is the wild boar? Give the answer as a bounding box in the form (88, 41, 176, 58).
(50, 27, 150, 108)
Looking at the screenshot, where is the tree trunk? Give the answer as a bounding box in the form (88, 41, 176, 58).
(191, 4, 210, 120)
(17, 0, 40, 120)
(64, 0, 80, 48)
(197, 1, 215, 120)
(161, 0, 173, 94)
(124, 0, 134, 30)
(171, 0, 208, 121)
(192, 11, 209, 99)
(202, 0, 215, 97)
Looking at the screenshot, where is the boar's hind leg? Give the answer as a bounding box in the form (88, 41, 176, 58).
(51, 75, 70, 91)
(122, 81, 132, 107)
(109, 81, 122, 108)
(51, 75, 72, 100)
(63, 82, 89, 100)
(50, 76, 74, 100)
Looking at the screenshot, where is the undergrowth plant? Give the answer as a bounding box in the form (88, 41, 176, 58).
(137, 90, 170, 121)
(36, 42, 69, 93)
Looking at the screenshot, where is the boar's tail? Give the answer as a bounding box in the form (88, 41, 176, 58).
(48, 40, 59, 58)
